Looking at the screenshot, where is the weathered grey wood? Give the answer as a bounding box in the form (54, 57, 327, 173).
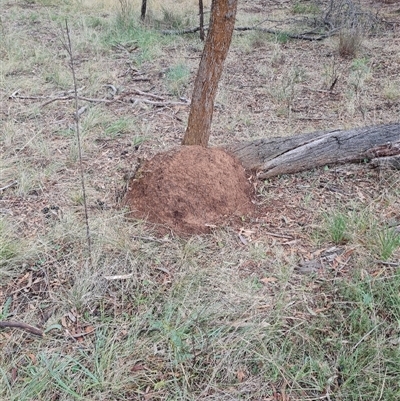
(370, 156, 400, 170)
(227, 123, 400, 178)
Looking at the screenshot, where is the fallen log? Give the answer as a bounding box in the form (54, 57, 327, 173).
(227, 123, 400, 178)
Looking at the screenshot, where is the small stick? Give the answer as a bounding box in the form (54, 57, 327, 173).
(63, 20, 92, 264)
(41, 95, 114, 107)
(130, 98, 190, 107)
(0, 181, 18, 192)
(0, 321, 43, 337)
(263, 231, 294, 239)
(69, 328, 95, 338)
(132, 88, 164, 100)
(9, 89, 21, 97)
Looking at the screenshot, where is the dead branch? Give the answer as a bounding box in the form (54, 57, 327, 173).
(131, 88, 165, 100)
(234, 26, 336, 41)
(8, 89, 190, 107)
(9, 92, 189, 108)
(161, 25, 336, 40)
(161, 26, 204, 35)
(0, 321, 43, 337)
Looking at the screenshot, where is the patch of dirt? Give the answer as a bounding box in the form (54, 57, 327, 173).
(124, 146, 255, 234)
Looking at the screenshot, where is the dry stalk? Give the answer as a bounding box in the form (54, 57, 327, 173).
(62, 20, 92, 264)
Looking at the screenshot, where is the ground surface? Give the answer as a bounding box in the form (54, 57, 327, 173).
(1, 0, 400, 400)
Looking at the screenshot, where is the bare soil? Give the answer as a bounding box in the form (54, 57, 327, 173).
(124, 146, 254, 234)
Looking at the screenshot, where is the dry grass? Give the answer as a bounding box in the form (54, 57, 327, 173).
(1, 0, 400, 400)
(338, 28, 363, 58)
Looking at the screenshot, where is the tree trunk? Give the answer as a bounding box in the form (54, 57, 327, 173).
(182, 0, 238, 147)
(140, 0, 147, 21)
(199, 0, 205, 41)
(227, 123, 400, 178)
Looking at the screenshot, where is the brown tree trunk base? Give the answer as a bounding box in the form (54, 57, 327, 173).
(227, 123, 400, 178)
(182, 0, 238, 147)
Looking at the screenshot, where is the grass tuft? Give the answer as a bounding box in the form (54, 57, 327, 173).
(165, 63, 191, 96)
(0, 218, 17, 265)
(377, 226, 400, 261)
(338, 28, 363, 59)
(324, 211, 350, 244)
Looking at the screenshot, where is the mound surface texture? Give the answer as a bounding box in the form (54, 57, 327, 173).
(125, 146, 254, 234)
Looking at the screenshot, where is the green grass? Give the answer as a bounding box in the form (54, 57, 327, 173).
(165, 63, 191, 96)
(103, 12, 170, 65)
(1, 217, 400, 398)
(377, 226, 400, 261)
(1, 213, 399, 399)
(0, 218, 17, 266)
(292, 1, 320, 15)
(324, 211, 350, 244)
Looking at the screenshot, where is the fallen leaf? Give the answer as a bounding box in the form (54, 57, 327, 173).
(237, 370, 246, 382)
(11, 367, 17, 384)
(27, 353, 37, 364)
(260, 277, 278, 284)
(239, 228, 255, 237)
(67, 311, 77, 323)
(61, 316, 68, 328)
(131, 364, 146, 372)
(238, 234, 248, 245)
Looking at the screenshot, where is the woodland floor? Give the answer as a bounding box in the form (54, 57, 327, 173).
(1, 0, 400, 400)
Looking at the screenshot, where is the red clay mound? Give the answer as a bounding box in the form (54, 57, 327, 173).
(124, 146, 254, 235)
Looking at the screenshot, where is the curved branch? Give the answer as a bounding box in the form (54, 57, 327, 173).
(0, 321, 43, 337)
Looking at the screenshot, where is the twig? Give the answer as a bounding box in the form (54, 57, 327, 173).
(10, 92, 188, 109)
(0, 181, 18, 192)
(132, 88, 164, 100)
(131, 235, 171, 243)
(376, 260, 399, 267)
(130, 98, 190, 107)
(104, 84, 118, 96)
(9, 89, 21, 97)
(11, 94, 66, 101)
(263, 231, 294, 239)
(41, 95, 114, 107)
(69, 328, 95, 338)
(352, 323, 383, 351)
(0, 321, 43, 337)
(63, 20, 92, 264)
(161, 26, 204, 35)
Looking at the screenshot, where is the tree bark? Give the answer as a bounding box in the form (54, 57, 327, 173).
(227, 123, 400, 178)
(199, 0, 205, 41)
(182, 0, 238, 147)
